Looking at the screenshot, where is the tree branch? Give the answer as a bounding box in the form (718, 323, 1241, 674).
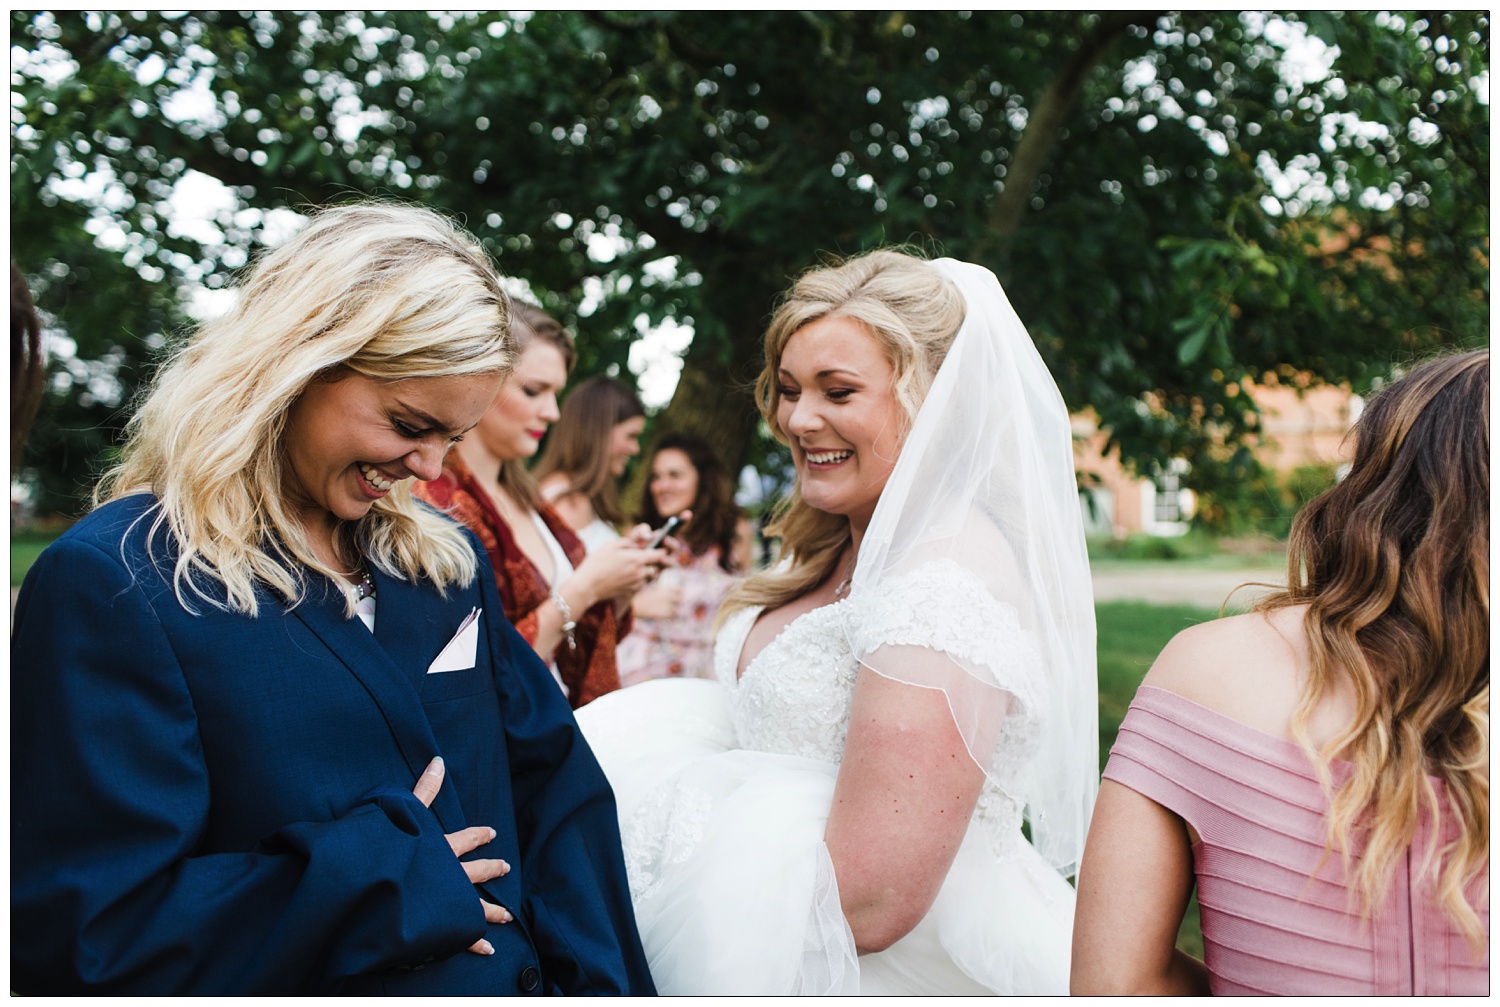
(982, 11, 1160, 251)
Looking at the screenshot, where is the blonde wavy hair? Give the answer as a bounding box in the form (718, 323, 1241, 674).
(97, 201, 513, 617)
(719, 249, 964, 622)
(1259, 349, 1489, 947)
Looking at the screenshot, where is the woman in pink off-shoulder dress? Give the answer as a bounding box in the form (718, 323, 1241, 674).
(1072, 350, 1489, 996)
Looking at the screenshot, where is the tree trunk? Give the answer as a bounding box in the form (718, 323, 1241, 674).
(624, 293, 767, 514)
(981, 11, 1157, 252)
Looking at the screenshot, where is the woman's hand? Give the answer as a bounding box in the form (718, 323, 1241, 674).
(627, 510, 693, 560)
(412, 757, 513, 956)
(527, 536, 666, 661)
(573, 534, 668, 606)
(631, 579, 683, 620)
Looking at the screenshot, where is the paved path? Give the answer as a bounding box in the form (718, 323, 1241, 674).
(1091, 566, 1285, 610)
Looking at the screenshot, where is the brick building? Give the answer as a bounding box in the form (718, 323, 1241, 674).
(1072, 382, 1359, 538)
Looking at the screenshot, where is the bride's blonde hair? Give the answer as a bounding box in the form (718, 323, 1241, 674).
(719, 249, 964, 622)
(97, 201, 512, 616)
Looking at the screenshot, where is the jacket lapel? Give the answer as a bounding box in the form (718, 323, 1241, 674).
(368, 565, 524, 911)
(371, 564, 449, 691)
(287, 577, 467, 832)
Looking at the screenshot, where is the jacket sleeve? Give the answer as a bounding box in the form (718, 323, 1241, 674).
(476, 557, 657, 995)
(10, 538, 486, 994)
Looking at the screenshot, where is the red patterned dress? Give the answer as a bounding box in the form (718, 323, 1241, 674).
(414, 453, 626, 709)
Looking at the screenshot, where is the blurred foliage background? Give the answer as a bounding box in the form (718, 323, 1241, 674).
(10, 10, 1489, 519)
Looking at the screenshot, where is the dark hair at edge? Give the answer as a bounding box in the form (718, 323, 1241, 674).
(636, 432, 744, 573)
(11, 263, 45, 470)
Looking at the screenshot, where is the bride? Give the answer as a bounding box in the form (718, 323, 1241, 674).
(576, 251, 1097, 994)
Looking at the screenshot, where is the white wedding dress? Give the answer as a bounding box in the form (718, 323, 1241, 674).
(576, 560, 1076, 995)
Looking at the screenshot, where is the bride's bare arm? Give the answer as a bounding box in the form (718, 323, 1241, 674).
(823, 666, 987, 954)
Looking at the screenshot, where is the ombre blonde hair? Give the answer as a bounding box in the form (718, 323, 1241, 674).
(97, 201, 513, 616)
(1259, 349, 1489, 947)
(719, 249, 964, 622)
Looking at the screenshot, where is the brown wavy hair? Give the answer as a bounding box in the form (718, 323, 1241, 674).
(636, 433, 743, 572)
(533, 375, 645, 526)
(719, 249, 964, 623)
(1259, 349, 1488, 947)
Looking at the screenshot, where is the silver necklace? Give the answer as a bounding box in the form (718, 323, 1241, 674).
(832, 556, 855, 600)
(349, 567, 376, 602)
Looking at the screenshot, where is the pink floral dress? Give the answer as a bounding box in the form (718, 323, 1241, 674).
(616, 546, 740, 687)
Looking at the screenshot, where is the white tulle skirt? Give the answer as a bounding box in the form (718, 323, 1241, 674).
(576, 679, 1075, 995)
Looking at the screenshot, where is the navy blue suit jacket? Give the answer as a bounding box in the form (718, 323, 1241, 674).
(11, 494, 656, 995)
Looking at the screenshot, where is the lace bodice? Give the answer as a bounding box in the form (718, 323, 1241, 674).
(713, 560, 1047, 853)
(715, 601, 859, 762)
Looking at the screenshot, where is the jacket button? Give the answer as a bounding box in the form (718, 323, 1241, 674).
(520, 965, 540, 992)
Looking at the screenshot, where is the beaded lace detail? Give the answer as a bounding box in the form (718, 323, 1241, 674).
(624, 781, 714, 902)
(715, 603, 858, 763)
(713, 561, 1046, 857)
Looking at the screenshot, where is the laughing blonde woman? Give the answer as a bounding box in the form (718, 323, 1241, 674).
(10, 203, 653, 995)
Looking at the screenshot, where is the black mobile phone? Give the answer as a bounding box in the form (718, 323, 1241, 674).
(646, 516, 682, 549)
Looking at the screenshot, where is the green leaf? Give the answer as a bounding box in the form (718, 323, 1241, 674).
(7, 9, 1488, 515)
(1177, 320, 1213, 365)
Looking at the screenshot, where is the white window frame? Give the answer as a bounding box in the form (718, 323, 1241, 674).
(1140, 458, 1194, 537)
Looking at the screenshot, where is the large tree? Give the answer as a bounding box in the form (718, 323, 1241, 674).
(11, 11, 1489, 516)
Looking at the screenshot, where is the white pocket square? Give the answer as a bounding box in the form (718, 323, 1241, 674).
(427, 607, 481, 674)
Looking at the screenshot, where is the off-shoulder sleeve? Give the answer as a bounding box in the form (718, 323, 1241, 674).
(1101, 691, 1218, 830)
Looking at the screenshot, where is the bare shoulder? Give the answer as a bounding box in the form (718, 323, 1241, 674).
(539, 478, 594, 529)
(1141, 605, 1312, 738)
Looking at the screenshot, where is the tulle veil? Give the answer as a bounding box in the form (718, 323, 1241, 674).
(846, 257, 1098, 877)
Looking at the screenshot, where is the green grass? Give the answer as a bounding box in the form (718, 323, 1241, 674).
(1096, 601, 1217, 764)
(1095, 599, 1215, 960)
(1088, 530, 1288, 569)
(10, 529, 62, 587)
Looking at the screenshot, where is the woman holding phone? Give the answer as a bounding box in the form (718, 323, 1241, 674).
(414, 302, 667, 707)
(617, 434, 751, 685)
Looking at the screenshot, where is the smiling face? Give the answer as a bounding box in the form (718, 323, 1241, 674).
(471, 340, 570, 463)
(776, 315, 906, 532)
(282, 368, 502, 536)
(649, 447, 700, 518)
(608, 415, 646, 477)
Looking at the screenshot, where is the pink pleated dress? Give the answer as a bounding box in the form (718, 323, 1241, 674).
(1103, 686, 1489, 995)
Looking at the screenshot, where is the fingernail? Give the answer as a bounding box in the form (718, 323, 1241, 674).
(479, 939, 494, 955)
(498, 859, 511, 875)
(500, 909, 513, 923)
(432, 756, 444, 767)
(488, 828, 497, 841)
